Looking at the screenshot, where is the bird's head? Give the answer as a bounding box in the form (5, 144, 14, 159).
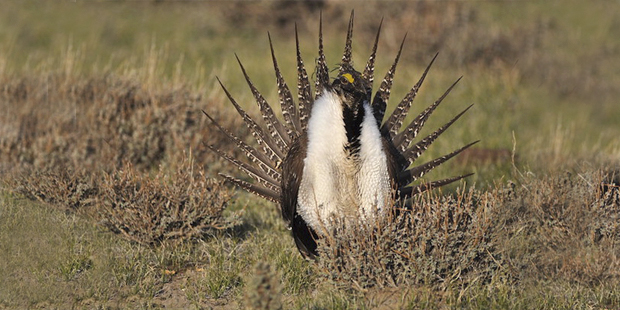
(331, 65, 371, 115)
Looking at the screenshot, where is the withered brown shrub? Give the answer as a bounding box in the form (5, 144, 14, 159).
(99, 160, 233, 245)
(0, 74, 240, 173)
(499, 169, 620, 285)
(0, 74, 241, 244)
(316, 188, 502, 290)
(6, 167, 99, 212)
(315, 168, 620, 290)
(3, 158, 235, 245)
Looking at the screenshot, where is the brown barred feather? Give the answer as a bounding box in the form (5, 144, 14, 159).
(218, 174, 280, 203)
(399, 173, 474, 198)
(340, 10, 354, 72)
(371, 34, 406, 126)
(202, 110, 280, 181)
(401, 104, 473, 168)
(216, 77, 285, 163)
(206, 144, 280, 193)
(315, 12, 330, 100)
(235, 55, 291, 149)
(398, 140, 479, 186)
(268, 32, 300, 137)
(383, 53, 438, 137)
(295, 24, 313, 131)
(393, 77, 462, 152)
(362, 18, 383, 86)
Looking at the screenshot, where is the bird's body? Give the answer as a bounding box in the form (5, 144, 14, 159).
(204, 13, 476, 258)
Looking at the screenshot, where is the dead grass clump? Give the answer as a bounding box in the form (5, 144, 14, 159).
(6, 167, 98, 212)
(0, 74, 239, 174)
(500, 169, 620, 285)
(99, 159, 233, 246)
(316, 188, 501, 290)
(315, 167, 620, 292)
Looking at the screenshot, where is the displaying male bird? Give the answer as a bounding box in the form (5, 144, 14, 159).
(203, 12, 477, 258)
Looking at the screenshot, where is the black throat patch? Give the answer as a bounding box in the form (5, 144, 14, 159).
(343, 102, 365, 156)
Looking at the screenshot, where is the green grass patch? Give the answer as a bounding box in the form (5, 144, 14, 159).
(0, 1, 619, 309)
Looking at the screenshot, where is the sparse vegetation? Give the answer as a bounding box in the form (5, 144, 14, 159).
(1, 1, 619, 309)
(99, 159, 234, 246)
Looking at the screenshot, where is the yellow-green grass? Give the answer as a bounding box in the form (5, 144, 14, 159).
(1, 1, 619, 309)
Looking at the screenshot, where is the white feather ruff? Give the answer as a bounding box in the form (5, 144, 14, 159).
(297, 90, 391, 233)
(358, 103, 391, 224)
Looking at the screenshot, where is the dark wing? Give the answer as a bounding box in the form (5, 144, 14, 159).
(280, 135, 305, 225)
(280, 134, 318, 258)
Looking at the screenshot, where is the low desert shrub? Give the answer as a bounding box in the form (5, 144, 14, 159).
(315, 167, 620, 291)
(499, 168, 620, 285)
(6, 167, 98, 212)
(99, 159, 233, 245)
(316, 188, 502, 290)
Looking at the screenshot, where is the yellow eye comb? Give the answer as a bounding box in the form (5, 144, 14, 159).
(342, 73, 354, 83)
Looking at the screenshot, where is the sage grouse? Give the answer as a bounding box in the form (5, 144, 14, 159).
(204, 13, 477, 258)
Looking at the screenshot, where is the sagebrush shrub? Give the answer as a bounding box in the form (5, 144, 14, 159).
(7, 167, 98, 211)
(99, 160, 233, 245)
(316, 188, 501, 290)
(499, 169, 620, 284)
(315, 168, 620, 290)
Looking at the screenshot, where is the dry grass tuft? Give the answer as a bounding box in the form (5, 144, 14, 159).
(315, 167, 620, 293)
(316, 188, 500, 291)
(99, 158, 234, 246)
(500, 168, 620, 285)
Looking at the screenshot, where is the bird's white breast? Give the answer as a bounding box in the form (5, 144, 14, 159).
(297, 90, 392, 233)
(357, 103, 391, 223)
